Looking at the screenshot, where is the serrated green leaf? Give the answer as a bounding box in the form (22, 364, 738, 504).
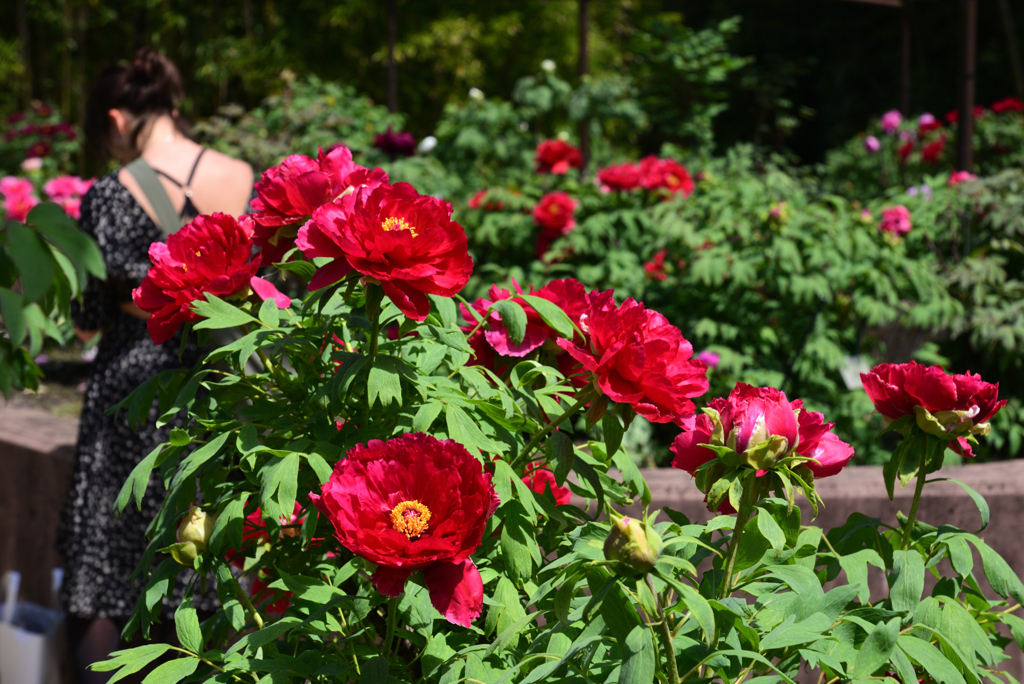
(191, 294, 257, 329)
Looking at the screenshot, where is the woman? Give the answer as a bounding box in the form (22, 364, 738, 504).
(56, 48, 253, 683)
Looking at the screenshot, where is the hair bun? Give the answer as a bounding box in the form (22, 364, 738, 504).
(124, 47, 183, 111)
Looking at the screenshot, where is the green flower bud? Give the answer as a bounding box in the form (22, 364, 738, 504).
(603, 511, 662, 576)
(170, 505, 217, 565)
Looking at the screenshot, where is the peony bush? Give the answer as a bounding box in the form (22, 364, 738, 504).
(95, 147, 1024, 684)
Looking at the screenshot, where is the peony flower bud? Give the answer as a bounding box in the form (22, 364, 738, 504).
(171, 505, 217, 565)
(604, 511, 662, 576)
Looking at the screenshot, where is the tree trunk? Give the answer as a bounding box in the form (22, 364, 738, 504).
(956, 0, 978, 172)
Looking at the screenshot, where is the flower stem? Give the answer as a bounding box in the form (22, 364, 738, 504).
(383, 596, 400, 658)
(649, 575, 680, 684)
(365, 284, 384, 369)
(512, 384, 599, 469)
(228, 575, 264, 630)
(901, 469, 927, 550)
(721, 482, 756, 598)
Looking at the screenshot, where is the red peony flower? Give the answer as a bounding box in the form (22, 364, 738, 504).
(671, 384, 854, 507)
(643, 250, 668, 281)
(250, 146, 387, 263)
(945, 106, 985, 124)
(921, 135, 947, 165)
(898, 141, 914, 164)
(297, 182, 474, 321)
(522, 462, 572, 505)
(639, 156, 694, 198)
(26, 141, 50, 158)
(132, 213, 259, 344)
(878, 205, 912, 237)
(460, 277, 588, 359)
(948, 170, 977, 186)
(557, 290, 708, 427)
(992, 97, 1024, 114)
(310, 433, 499, 627)
(597, 163, 642, 192)
(535, 139, 583, 175)
(533, 192, 577, 234)
(860, 362, 1005, 457)
(467, 189, 504, 211)
(373, 126, 417, 159)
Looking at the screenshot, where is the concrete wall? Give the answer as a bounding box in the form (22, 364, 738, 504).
(2, 404, 1022, 676)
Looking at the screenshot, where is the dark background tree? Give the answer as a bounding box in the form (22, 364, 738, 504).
(0, 0, 1019, 170)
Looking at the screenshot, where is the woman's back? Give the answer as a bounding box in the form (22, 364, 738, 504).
(117, 127, 253, 226)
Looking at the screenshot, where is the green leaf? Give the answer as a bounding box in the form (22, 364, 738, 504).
(358, 655, 389, 684)
(428, 293, 457, 328)
(413, 400, 444, 433)
(140, 656, 199, 684)
(0, 288, 26, 347)
(602, 412, 624, 457)
(967, 536, 1024, 606)
(518, 294, 574, 339)
(171, 431, 232, 488)
(898, 634, 967, 684)
(174, 596, 202, 654)
(757, 507, 787, 553)
(258, 297, 280, 328)
(368, 360, 403, 408)
(89, 644, 173, 676)
(620, 625, 656, 684)
(547, 430, 575, 485)
(930, 478, 989, 532)
(492, 299, 527, 345)
(190, 294, 257, 329)
(305, 452, 333, 485)
(28, 202, 106, 280)
(6, 221, 55, 303)
(114, 444, 165, 512)
(209, 496, 245, 554)
(654, 569, 715, 643)
(890, 550, 924, 613)
(852, 617, 900, 678)
(446, 404, 502, 456)
(499, 501, 538, 584)
(485, 577, 528, 650)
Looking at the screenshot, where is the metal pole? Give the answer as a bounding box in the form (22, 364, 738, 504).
(900, 0, 911, 115)
(578, 0, 590, 173)
(387, 0, 397, 114)
(957, 0, 978, 172)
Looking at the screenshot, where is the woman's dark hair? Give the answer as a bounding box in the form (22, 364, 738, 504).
(85, 47, 190, 159)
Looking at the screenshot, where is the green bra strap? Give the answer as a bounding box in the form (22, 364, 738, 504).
(124, 157, 183, 237)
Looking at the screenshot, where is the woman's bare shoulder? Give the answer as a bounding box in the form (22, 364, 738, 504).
(196, 149, 255, 215)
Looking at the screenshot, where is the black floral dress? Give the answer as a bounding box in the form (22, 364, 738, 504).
(56, 173, 203, 620)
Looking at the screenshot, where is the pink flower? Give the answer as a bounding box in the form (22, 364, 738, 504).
(44, 176, 87, 201)
(670, 384, 854, 508)
(20, 157, 43, 172)
(250, 276, 291, 308)
(1, 176, 35, 199)
(949, 170, 977, 186)
(879, 206, 912, 237)
(695, 350, 720, 368)
(880, 109, 903, 135)
(1, 177, 40, 222)
(863, 136, 881, 153)
(58, 196, 82, 220)
(917, 112, 941, 135)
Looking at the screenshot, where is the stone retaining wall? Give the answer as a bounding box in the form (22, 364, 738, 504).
(2, 404, 1022, 677)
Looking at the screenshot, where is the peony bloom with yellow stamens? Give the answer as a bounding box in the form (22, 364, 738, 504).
(310, 433, 499, 627)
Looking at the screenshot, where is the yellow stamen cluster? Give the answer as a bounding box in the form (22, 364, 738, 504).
(381, 216, 419, 237)
(390, 500, 431, 539)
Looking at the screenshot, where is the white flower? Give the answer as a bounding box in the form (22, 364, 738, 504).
(20, 157, 43, 172)
(468, 87, 484, 101)
(541, 59, 556, 73)
(417, 135, 438, 154)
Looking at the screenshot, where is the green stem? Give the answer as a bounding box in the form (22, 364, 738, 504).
(720, 482, 757, 598)
(649, 575, 680, 684)
(512, 384, 599, 469)
(365, 283, 384, 367)
(901, 469, 927, 550)
(383, 596, 400, 658)
(229, 576, 264, 630)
